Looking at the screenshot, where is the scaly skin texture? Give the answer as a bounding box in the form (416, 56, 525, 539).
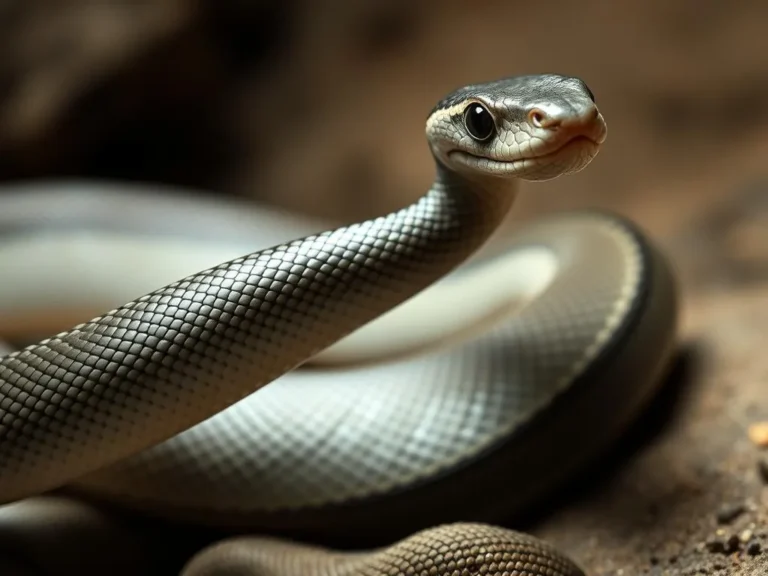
(0, 183, 513, 501)
(182, 524, 585, 576)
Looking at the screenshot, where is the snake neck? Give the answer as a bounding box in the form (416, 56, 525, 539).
(431, 159, 519, 233)
(328, 160, 517, 312)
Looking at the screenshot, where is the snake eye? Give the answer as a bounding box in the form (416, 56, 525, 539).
(463, 103, 495, 142)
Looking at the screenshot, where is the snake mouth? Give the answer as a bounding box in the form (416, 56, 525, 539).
(448, 135, 601, 177)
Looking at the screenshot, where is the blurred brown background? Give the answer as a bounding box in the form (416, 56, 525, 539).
(1, 0, 767, 294)
(1, 2, 768, 574)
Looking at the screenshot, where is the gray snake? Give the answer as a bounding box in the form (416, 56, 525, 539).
(0, 74, 678, 575)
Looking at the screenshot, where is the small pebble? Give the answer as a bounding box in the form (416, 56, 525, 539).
(758, 459, 768, 484)
(716, 503, 745, 524)
(748, 422, 768, 447)
(726, 534, 740, 553)
(705, 538, 726, 554)
(705, 534, 744, 555)
(747, 540, 762, 556)
(740, 529, 753, 543)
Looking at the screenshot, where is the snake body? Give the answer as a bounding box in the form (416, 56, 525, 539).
(0, 75, 678, 575)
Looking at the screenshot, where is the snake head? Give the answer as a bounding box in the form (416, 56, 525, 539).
(426, 74, 607, 181)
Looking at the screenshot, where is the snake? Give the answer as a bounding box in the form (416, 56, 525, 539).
(0, 74, 678, 576)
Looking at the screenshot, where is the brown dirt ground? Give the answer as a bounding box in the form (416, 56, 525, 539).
(533, 287, 768, 575)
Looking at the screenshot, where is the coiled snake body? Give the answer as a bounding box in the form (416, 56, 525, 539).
(0, 75, 678, 575)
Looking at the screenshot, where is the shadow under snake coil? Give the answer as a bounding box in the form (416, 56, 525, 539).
(0, 75, 678, 575)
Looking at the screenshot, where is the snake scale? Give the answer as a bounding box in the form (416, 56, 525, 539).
(0, 74, 678, 575)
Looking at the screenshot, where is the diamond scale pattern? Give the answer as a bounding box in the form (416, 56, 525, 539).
(182, 523, 584, 576)
(0, 186, 510, 502)
(73, 214, 642, 520)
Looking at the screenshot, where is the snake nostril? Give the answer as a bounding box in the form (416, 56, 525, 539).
(529, 109, 558, 129)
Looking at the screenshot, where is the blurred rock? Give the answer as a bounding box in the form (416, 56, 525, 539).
(0, 3, 194, 175)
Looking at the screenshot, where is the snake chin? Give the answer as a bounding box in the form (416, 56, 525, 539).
(448, 136, 601, 181)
